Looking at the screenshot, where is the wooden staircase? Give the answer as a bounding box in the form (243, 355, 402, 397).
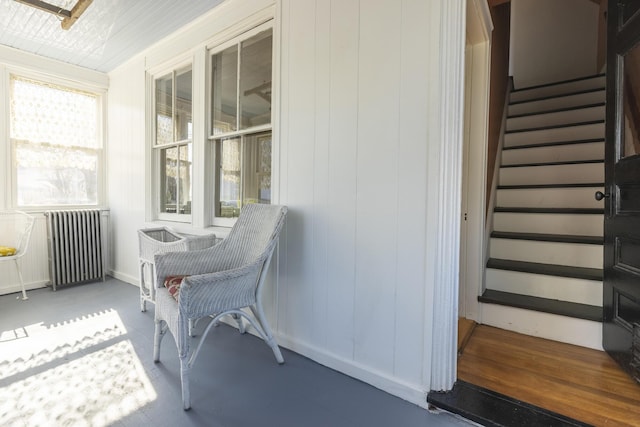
(480, 74, 606, 350)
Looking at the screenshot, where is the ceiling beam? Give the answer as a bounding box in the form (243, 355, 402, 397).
(14, 0, 93, 30)
(14, 0, 71, 18)
(61, 0, 93, 30)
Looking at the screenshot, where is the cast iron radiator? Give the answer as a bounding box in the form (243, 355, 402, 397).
(45, 209, 105, 290)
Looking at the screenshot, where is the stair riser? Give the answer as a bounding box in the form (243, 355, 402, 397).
(496, 187, 604, 209)
(506, 105, 605, 131)
(493, 212, 603, 236)
(504, 122, 605, 148)
(490, 238, 603, 269)
(502, 141, 604, 165)
(480, 305, 603, 350)
(499, 163, 603, 186)
(510, 76, 606, 103)
(486, 268, 602, 306)
(508, 90, 605, 116)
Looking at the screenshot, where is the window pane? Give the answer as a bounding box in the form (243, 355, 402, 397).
(10, 76, 100, 207)
(156, 73, 173, 145)
(243, 132, 271, 204)
(161, 147, 178, 213)
(10, 77, 98, 148)
(15, 141, 98, 206)
(178, 144, 192, 214)
(212, 45, 238, 134)
(160, 144, 192, 214)
(240, 30, 272, 129)
(219, 138, 241, 217)
(176, 68, 192, 142)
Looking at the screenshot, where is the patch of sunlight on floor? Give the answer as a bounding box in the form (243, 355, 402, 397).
(0, 309, 157, 426)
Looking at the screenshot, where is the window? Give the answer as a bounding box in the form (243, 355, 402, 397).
(210, 28, 273, 219)
(154, 65, 193, 217)
(9, 76, 102, 207)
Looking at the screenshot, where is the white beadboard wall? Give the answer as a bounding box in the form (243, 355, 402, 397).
(106, 0, 461, 407)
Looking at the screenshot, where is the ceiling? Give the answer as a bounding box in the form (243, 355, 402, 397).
(0, 0, 226, 73)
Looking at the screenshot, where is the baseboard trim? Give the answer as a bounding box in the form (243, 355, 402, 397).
(0, 280, 49, 296)
(275, 333, 429, 409)
(109, 270, 139, 286)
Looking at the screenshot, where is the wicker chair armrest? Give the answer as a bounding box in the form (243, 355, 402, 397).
(154, 243, 234, 288)
(177, 260, 265, 318)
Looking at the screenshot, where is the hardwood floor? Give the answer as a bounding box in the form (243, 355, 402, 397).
(457, 325, 640, 426)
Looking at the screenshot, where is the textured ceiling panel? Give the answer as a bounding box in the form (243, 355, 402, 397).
(0, 0, 225, 72)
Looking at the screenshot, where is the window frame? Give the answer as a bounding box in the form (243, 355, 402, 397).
(144, 14, 277, 231)
(207, 21, 274, 227)
(5, 67, 107, 211)
(151, 62, 194, 223)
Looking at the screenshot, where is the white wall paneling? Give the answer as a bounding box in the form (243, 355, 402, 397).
(354, 0, 401, 375)
(323, 0, 358, 359)
(107, 57, 147, 284)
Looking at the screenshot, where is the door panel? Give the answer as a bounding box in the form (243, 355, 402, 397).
(603, 0, 640, 381)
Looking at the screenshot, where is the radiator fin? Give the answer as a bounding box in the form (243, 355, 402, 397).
(46, 210, 104, 290)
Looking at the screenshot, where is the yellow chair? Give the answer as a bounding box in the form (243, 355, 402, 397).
(0, 211, 35, 300)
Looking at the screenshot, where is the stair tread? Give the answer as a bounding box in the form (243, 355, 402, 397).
(511, 73, 605, 93)
(487, 258, 602, 281)
(505, 119, 604, 135)
(494, 207, 603, 214)
(491, 231, 602, 245)
(479, 289, 602, 322)
(498, 182, 604, 189)
(507, 102, 606, 119)
(509, 88, 605, 106)
(502, 138, 604, 151)
(501, 159, 603, 168)
(509, 86, 606, 105)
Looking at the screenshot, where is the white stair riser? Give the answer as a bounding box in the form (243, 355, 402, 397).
(496, 187, 604, 209)
(506, 105, 605, 131)
(499, 163, 603, 186)
(490, 238, 603, 269)
(510, 76, 606, 103)
(486, 268, 602, 306)
(505, 122, 605, 148)
(480, 304, 603, 350)
(502, 141, 604, 165)
(508, 90, 605, 116)
(493, 212, 603, 236)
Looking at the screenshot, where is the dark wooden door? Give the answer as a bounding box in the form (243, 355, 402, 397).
(603, 0, 640, 380)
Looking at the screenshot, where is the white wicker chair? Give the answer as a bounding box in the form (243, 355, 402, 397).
(153, 203, 288, 410)
(0, 211, 35, 300)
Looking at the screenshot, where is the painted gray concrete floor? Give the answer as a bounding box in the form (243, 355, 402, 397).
(0, 277, 473, 427)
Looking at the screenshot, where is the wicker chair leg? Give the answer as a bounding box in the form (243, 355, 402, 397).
(232, 313, 246, 334)
(180, 358, 191, 410)
(153, 320, 165, 362)
(250, 305, 284, 364)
